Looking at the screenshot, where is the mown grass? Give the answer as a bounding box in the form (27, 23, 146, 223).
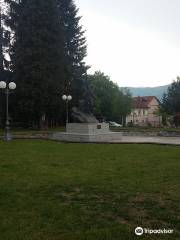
(0, 141, 180, 239)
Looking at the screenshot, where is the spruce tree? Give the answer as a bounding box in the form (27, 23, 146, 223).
(58, 0, 89, 106)
(5, 0, 65, 127)
(5, 0, 89, 127)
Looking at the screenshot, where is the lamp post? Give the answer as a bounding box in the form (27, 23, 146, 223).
(62, 94, 72, 123)
(0, 81, 16, 141)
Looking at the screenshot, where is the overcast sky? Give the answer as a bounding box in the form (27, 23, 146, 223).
(75, 0, 180, 87)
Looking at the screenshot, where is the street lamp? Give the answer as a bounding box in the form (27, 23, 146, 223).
(0, 81, 16, 141)
(62, 94, 72, 123)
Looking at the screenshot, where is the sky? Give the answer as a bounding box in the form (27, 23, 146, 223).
(75, 0, 180, 87)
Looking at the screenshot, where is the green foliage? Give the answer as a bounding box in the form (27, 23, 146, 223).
(162, 76, 180, 114)
(58, 0, 88, 106)
(5, 0, 65, 127)
(89, 71, 132, 123)
(4, 0, 88, 127)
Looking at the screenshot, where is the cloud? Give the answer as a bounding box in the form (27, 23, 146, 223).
(76, 0, 180, 87)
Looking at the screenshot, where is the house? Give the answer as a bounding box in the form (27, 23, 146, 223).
(126, 96, 162, 127)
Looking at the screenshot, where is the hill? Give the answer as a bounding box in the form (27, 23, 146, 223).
(122, 85, 169, 101)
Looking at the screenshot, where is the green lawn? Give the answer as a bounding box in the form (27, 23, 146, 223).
(0, 141, 179, 240)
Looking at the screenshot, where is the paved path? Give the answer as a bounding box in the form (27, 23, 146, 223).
(51, 134, 180, 145)
(1, 134, 180, 145)
(112, 136, 180, 145)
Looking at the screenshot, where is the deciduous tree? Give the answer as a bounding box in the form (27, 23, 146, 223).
(89, 71, 132, 123)
(162, 77, 180, 114)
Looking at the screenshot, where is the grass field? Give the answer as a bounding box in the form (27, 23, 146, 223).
(0, 140, 180, 240)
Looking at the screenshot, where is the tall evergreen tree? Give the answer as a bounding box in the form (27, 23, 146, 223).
(5, 0, 89, 127)
(5, 0, 65, 127)
(58, 0, 88, 106)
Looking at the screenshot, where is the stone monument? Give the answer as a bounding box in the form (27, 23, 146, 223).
(52, 77, 122, 142)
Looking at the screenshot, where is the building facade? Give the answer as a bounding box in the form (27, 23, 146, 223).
(126, 96, 162, 127)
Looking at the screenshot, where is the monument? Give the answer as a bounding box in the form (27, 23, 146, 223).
(52, 77, 122, 142)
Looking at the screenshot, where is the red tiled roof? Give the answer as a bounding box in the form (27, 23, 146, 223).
(133, 96, 157, 109)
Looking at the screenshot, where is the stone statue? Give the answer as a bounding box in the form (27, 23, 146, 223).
(71, 77, 98, 123)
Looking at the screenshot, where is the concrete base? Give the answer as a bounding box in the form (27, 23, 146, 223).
(52, 123, 122, 142)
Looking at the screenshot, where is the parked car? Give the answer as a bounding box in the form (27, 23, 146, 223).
(109, 121, 122, 127)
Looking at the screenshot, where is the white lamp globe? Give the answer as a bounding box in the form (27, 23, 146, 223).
(9, 82, 16, 90)
(0, 81, 7, 89)
(62, 95, 67, 100)
(67, 95, 72, 101)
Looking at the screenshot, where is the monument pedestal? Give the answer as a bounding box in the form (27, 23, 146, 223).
(52, 123, 122, 142)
